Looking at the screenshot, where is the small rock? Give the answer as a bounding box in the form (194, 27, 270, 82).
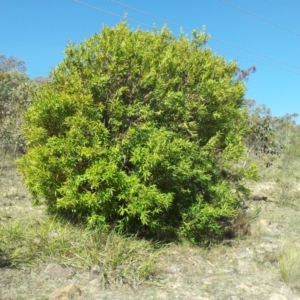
(49, 284, 82, 300)
(0, 254, 11, 267)
(223, 296, 243, 300)
(44, 263, 71, 278)
(269, 293, 288, 300)
(260, 219, 271, 227)
(7, 187, 17, 196)
(90, 264, 101, 280)
(238, 247, 254, 259)
(49, 284, 81, 300)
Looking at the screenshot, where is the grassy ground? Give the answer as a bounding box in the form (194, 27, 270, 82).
(0, 154, 168, 287)
(1, 150, 300, 293)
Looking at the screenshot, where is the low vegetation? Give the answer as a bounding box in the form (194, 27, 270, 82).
(0, 205, 164, 286)
(278, 241, 300, 286)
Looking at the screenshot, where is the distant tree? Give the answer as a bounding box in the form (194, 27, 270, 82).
(244, 99, 298, 168)
(271, 117, 300, 204)
(33, 76, 51, 86)
(18, 23, 255, 244)
(0, 55, 26, 73)
(0, 55, 37, 162)
(0, 71, 36, 159)
(272, 113, 298, 154)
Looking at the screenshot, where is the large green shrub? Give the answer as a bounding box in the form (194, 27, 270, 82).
(18, 22, 251, 243)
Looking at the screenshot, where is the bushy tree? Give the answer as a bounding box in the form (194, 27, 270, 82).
(244, 100, 298, 169)
(244, 101, 277, 167)
(18, 23, 253, 243)
(0, 55, 49, 162)
(0, 69, 35, 160)
(0, 54, 26, 73)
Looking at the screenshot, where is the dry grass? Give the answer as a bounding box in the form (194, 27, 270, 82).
(0, 155, 165, 287)
(277, 241, 300, 287)
(0, 215, 166, 286)
(3, 150, 300, 292)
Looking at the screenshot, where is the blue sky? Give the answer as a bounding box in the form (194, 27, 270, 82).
(1, 0, 300, 120)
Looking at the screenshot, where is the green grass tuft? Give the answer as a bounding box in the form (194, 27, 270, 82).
(277, 241, 300, 286)
(0, 216, 166, 286)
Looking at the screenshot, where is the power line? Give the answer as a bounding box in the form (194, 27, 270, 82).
(209, 37, 300, 70)
(213, 48, 300, 75)
(110, 0, 300, 70)
(73, 0, 300, 75)
(110, 0, 185, 29)
(220, 0, 300, 37)
(73, 0, 152, 28)
(266, 0, 300, 18)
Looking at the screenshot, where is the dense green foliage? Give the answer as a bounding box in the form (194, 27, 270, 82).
(18, 23, 252, 243)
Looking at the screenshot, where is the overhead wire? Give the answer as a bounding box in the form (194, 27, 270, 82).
(207, 37, 300, 71)
(73, 0, 152, 28)
(110, 0, 185, 29)
(265, 0, 300, 18)
(220, 0, 300, 37)
(73, 0, 300, 75)
(213, 48, 300, 75)
(110, 0, 300, 71)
